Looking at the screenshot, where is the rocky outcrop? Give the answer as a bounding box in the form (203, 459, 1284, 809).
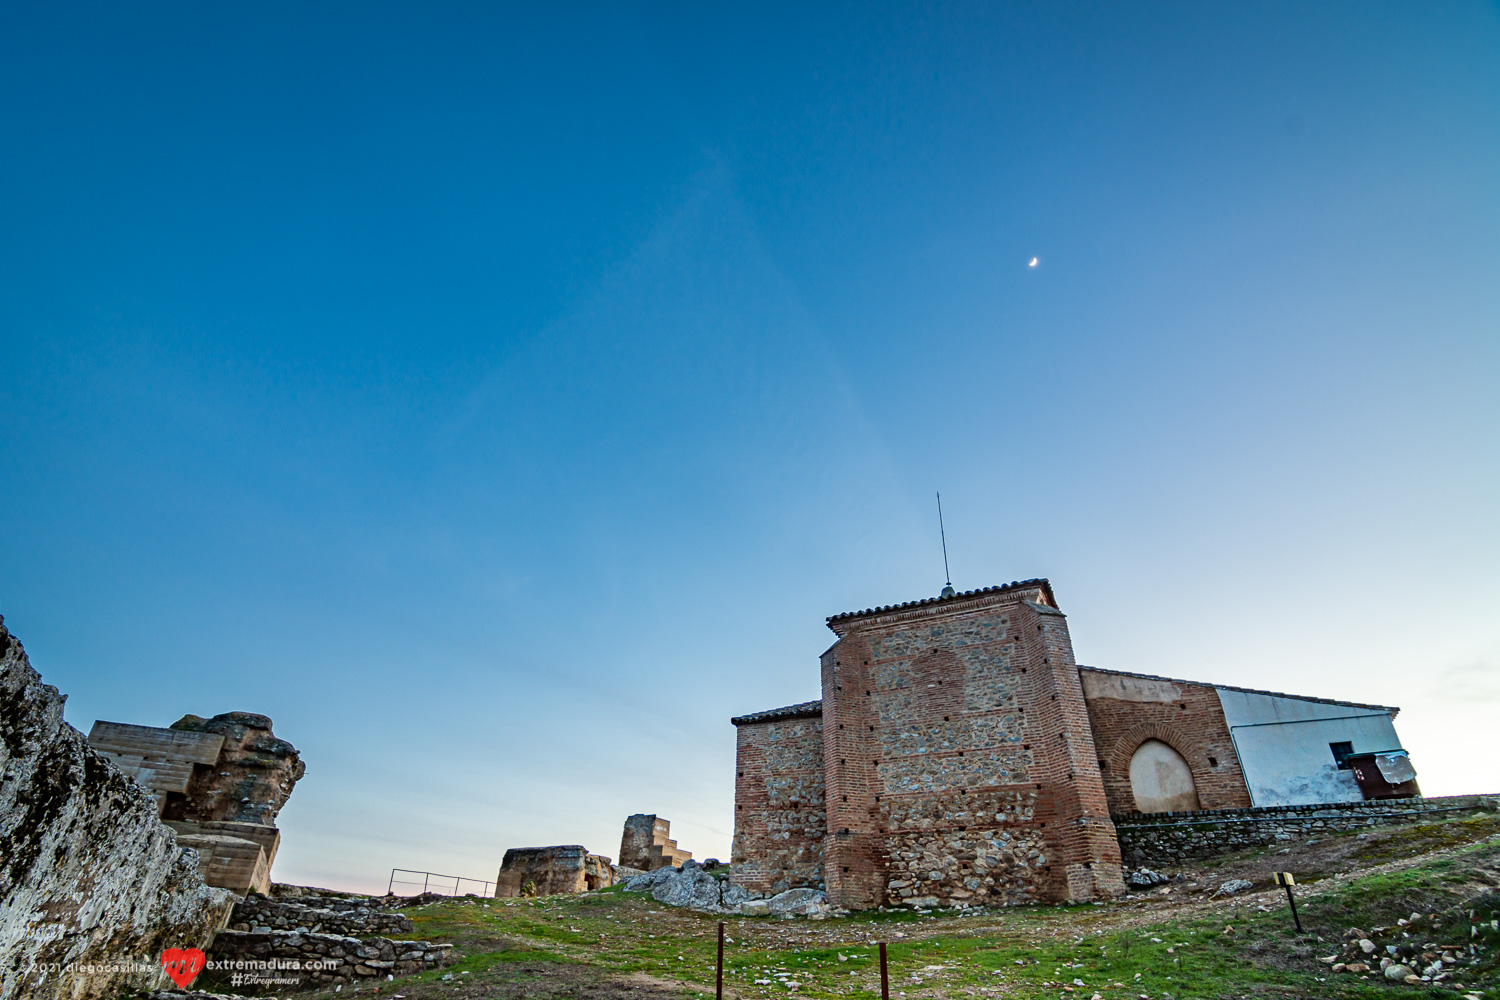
(619, 862, 834, 917)
(0, 616, 236, 1000)
(494, 846, 612, 897)
(163, 713, 303, 827)
(622, 864, 750, 913)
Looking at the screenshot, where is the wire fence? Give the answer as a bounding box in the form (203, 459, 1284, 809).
(386, 869, 494, 898)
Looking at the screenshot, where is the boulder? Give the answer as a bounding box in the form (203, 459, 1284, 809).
(1383, 964, 1414, 982)
(767, 888, 827, 916)
(652, 867, 722, 910)
(621, 865, 753, 914)
(1125, 868, 1169, 888)
(622, 867, 680, 893)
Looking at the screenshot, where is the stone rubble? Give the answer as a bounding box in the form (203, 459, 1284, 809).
(1124, 868, 1170, 888)
(1323, 909, 1497, 989)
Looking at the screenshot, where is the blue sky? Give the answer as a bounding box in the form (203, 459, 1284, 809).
(2, 2, 1497, 893)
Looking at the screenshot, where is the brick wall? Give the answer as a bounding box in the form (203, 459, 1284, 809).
(730, 710, 826, 894)
(821, 582, 1124, 910)
(1113, 794, 1499, 866)
(1079, 667, 1252, 815)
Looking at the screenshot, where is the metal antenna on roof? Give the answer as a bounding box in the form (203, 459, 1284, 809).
(937, 492, 955, 598)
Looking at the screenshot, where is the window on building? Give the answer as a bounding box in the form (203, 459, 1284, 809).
(1330, 741, 1355, 769)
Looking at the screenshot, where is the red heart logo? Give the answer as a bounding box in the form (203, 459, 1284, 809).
(161, 947, 206, 988)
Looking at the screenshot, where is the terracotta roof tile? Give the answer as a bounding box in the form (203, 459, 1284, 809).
(730, 700, 823, 726)
(826, 578, 1054, 627)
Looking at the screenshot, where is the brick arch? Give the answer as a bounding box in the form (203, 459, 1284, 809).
(1107, 722, 1206, 794)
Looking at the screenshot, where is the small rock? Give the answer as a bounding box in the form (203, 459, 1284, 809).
(1215, 879, 1254, 896)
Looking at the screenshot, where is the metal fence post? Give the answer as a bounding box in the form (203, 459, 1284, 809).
(879, 942, 889, 1000)
(716, 922, 724, 1000)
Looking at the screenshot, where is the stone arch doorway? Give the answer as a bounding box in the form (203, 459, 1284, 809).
(1128, 739, 1201, 813)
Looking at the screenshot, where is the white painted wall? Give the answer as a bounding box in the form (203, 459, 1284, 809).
(1215, 688, 1404, 807)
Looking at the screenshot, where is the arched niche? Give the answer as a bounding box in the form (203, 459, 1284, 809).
(1129, 738, 1201, 813)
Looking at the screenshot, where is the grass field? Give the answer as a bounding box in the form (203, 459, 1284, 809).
(281, 818, 1500, 1000)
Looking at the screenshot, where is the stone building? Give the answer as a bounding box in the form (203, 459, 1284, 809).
(88, 712, 304, 895)
(732, 579, 1415, 910)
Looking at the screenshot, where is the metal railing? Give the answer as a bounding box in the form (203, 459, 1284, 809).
(386, 869, 493, 898)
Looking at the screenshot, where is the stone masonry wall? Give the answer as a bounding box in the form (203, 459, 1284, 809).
(821, 583, 1124, 910)
(207, 930, 450, 987)
(1113, 795, 1500, 866)
(0, 616, 236, 1000)
(1079, 667, 1253, 815)
(730, 713, 826, 894)
(229, 896, 413, 937)
(882, 790, 1050, 907)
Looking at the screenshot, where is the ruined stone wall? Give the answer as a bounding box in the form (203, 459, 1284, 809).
(494, 846, 611, 897)
(206, 930, 450, 987)
(0, 616, 236, 1000)
(729, 711, 825, 894)
(820, 582, 1123, 910)
(618, 815, 692, 871)
(88, 713, 304, 895)
(1079, 668, 1252, 815)
(229, 896, 413, 937)
(1113, 795, 1500, 867)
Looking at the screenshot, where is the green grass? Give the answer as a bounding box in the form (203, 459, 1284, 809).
(342, 827, 1500, 1000)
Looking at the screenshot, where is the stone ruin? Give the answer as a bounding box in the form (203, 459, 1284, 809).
(491, 815, 694, 899)
(494, 846, 613, 897)
(88, 712, 304, 895)
(208, 892, 451, 987)
(0, 616, 235, 1000)
(618, 813, 692, 871)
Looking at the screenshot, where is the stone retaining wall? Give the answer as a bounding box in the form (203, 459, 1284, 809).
(208, 930, 451, 986)
(1113, 794, 1500, 866)
(229, 896, 413, 936)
